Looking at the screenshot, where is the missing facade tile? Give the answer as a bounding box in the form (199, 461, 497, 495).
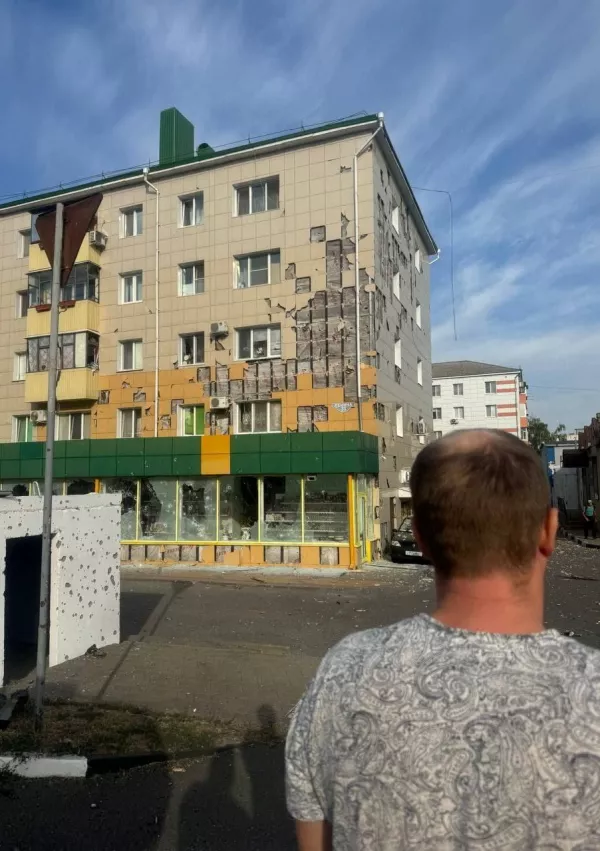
(160, 414, 171, 429)
(326, 240, 342, 290)
(197, 366, 211, 384)
(295, 276, 311, 294)
(320, 547, 339, 566)
(310, 225, 326, 243)
(133, 389, 146, 403)
(171, 398, 184, 413)
(98, 390, 110, 405)
(285, 263, 296, 280)
(341, 213, 349, 238)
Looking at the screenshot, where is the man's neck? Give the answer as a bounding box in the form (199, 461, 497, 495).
(432, 572, 545, 635)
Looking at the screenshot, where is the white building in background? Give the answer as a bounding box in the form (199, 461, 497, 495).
(431, 361, 528, 440)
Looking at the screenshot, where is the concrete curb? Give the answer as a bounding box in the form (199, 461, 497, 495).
(563, 531, 600, 549)
(0, 754, 87, 778)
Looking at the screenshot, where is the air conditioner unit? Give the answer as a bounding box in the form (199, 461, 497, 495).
(450, 418, 458, 425)
(88, 230, 107, 250)
(30, 409, 47, 424)
(210, 321, 229, 336)
(210, 396, 230, 410)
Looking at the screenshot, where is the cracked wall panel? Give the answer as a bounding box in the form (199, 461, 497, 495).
(297, 407, 313, 433)
(295, 276, 311, 293)
(297, 360, 311, 375)
(312, 358, 328, 389)
(230, 379, 244, 401)
(326, 239, 342, 291)
(286, 360, 297, 390)
(216, 364, 229, 396)
(272, 359, 286, 392)
(244, 363, 258, 397)
(257, 361, 272, 397)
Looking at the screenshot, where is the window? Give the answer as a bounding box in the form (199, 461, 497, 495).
(101, 479, 138, 540)
(304, 474, 348, 543)
(19, 229, 31, 259)
(453, 383, 464, 396)
(434, 430, 443, 440)
(120, 272, 142, 304)
(263, 476, 301, 541)
(433, 408, 442, 420)
(391, 205, 400, 232)
(393, 271, 400, 300)
(179, 405, 205, 436)
(219, 476, 259, 541)
(27, 332, 98, 372)
(415, 249, 422, 272)
(394, 339, 402, 368)
(56, 412, 90, 440)
(180, 333, 204, 366)
(235, 177, 279, 215)
(121, 206, 143, 238)
(416, 301, 422, 328)
(119, 408, 142, 438)
(119, 340, 143, 371)
(486, 405, 497, 418)
(16, 290, 28, 318)
(395, 405, 404, 437)
(417, 358, 423, 385)
(237, 400, 282, 433)
(13, 353, 26, 382)
(179, 262, 205, 296)
(432, 384, 441, 397)
(180, 193, 204, 227)
(237, 325, 281, 360)
(179, 478, 217, 540)
(28, 263, 99, 306)
(485, 381, 497, 394)
(13, 415, 32, 443)
(235, 250, 280, 288)
(139, 479, 176, 540)
(453, 407, 465, 419)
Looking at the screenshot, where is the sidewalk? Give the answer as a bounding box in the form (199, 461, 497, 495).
(563, 528, 600, 549)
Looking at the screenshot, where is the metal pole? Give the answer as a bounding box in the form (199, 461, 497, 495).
(34, 201, 63, 729)
(353, 154, 363, 432)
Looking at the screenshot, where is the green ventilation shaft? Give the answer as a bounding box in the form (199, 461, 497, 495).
(159, 108, 195, 166)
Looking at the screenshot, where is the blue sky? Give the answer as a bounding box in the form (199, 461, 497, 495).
(1, 0, 599, 429)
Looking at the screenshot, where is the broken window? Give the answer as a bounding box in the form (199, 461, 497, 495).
(263, 476, 301, 542)
(179, 405, 205, 436)
(304, 474, 348, 543)
(236, 325, 281, 360)
(237, 400, 281, 434)
(180, 333, 205, 365)
(29, 263, 99, 306)
(235, 250, 280, 288)
(139, 478, 176, 540)
(219, 476, 259, 541)
(66, 479, 95, 495)
(101, 479, 138, 540)
(179, 478, 217, 540)
(235, 177, 279, 216)
(27, 332, 97, 372)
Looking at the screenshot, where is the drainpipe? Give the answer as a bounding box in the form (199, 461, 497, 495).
(143, 168, 160, 437)
(353, 112, 384, 432)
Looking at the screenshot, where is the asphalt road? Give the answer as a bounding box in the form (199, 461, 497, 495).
(1, 539, 600, 850)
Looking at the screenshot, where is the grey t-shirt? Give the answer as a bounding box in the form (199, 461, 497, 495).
(286, 614, 600, 850)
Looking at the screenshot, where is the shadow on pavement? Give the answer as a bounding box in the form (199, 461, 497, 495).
(177, 704, 295, 850)
(120, 589, 166, 639)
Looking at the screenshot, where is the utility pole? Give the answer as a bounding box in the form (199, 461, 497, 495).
(33, 192, 103, 730)
(33, 202, 63, 729)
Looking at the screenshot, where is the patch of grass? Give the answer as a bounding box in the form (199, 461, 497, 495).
(0, 701, 278, 758)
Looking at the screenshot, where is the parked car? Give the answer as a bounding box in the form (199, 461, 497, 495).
(390, 517, 430, 564)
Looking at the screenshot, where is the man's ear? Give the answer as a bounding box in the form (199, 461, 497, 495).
(539, 507, 558, 558)
(412, 519, 431, 559)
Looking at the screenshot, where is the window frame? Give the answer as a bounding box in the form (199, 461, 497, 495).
(16, 290, 28, 318)
(236, 324, 281, 360)
(453, 406, 465, 419)
(18, 229, 31, 259)
(485, 381, 497, 394)
(234, 176, 279, 216)
(234, 250, 281, 289)
(453, 383, 464, 396)
(179, 332, 205, 366)
(179, 192, 204, 228)
(432, 384, 441, 397)
(486, 404, 497, 418)
(433, 408, 442, 420)
(415, 249, 422, 273)
(417, 358, 423, 386)
(119, 339, 143, 372)
(394, 338, 402, 368)
(236, 400, 282, 434)
(179, 262, 205, 297)
(13, 352, 26, 382)
(120, 271, 143, 305)
(56, 412, 90, 441)
(120, 205, 143, 238)
(416, 300, 422, 328)
(178, 404, 205, 437)
(27, 332, 98, 373)
(118, 407, 142, 439)
(395, 405, 404, 437)
(12, 415, 33, 443)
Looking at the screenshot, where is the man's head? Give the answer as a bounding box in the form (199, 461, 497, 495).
(410, 429, 556, 580)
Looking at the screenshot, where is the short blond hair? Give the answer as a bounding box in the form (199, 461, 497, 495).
(410, 430, 549, 577)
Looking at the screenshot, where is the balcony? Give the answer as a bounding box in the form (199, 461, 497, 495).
(25, 368, 99, 403)
(28, 239, 103, 272)
(27, 299, 100, 337)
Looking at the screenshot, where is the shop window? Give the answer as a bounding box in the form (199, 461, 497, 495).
(139, 478, 176, 540)
(219, 476, 258, 541)
(2, 482, 30, 496)
(304, 474, 348, 543)
(263, 476, 301, 541)
(179, 478, 217, 540)
(101, 479, 138, 540)
(66, 479, 95, 495)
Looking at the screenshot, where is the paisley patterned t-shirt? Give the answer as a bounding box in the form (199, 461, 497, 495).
(286, 614, 600, 849)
